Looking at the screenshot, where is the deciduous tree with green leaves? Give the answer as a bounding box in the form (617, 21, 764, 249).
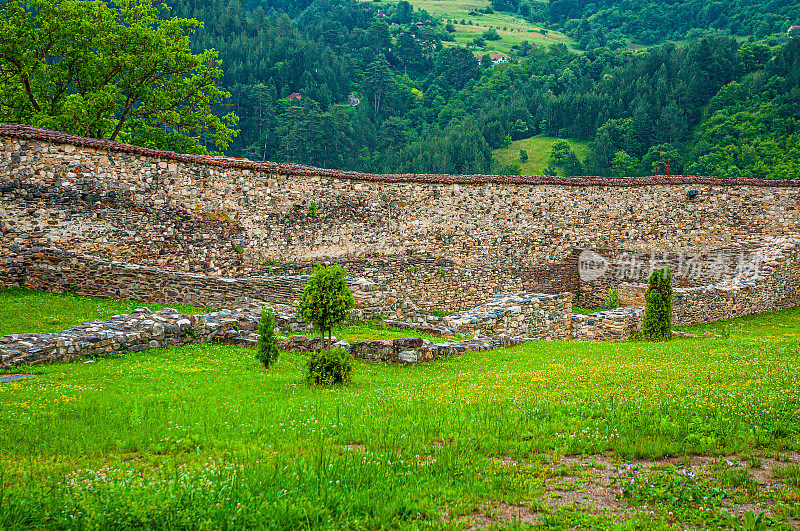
(0, 0, 238, 154)
(297, 264, 354, 350)
(611, 150, 640, 177)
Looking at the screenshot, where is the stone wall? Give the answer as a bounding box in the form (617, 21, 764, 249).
(7, 246, 388, 315)
(0, 304, 528, 369)
(576, 239, 781, 308)
(269, 254, 579, 313)
(671, 236, 800, 325)
(570, 236, 800, 339)
(444, 292, 573, 339)
(0, 306, 265, 369)
(4, 125, 800, 334)
(4, 125, 800, 315)
(571, 308, 644, 341)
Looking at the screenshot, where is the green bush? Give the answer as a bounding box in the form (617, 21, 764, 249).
(604, 286, 621, 309)
(305, 347, 354, 386)
(482, 28, 500, 41)
(255, 308, 279, 368)
(642, 266, 673, 341)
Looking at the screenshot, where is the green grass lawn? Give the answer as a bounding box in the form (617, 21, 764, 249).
(0, 287, 212, 336)
(303, 321, 448, 343)
(1, 293, 800, 528)
(571, 306, 604, 315)
(493, 135, 591, 175)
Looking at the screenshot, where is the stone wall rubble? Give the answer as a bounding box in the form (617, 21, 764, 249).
(444, 292, 573, 339)
(278, 334, 526, 364)
(571, 308, 644, 341)
(577, 239, 787, 308)
(570, 236, 800, 339)
(0, 306, 526, 369)
(268, 254, 579, 314)
(0, 306, 263, 369)
(3, 234, 800, 369)
(4, 246, 387, 314)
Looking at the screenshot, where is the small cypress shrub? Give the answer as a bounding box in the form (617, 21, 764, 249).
(642, 266, 673, 341)
(256, 308, 279, 368)
(305, 347, 354, 385)
(604, 285, 621, 309)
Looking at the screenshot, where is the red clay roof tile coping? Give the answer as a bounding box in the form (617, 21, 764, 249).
(3, 123, 800, 187)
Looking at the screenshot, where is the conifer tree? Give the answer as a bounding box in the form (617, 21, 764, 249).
(642, 266, 673, 341)
(256, 308, 279, 368)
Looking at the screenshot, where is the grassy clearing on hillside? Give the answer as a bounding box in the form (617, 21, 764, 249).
(362, 0, 573, 54)
(447, 21, 571, 54)
(0, 287, 211, 337)
(493, 136, 591, 175)
(1, 291, 799, 528)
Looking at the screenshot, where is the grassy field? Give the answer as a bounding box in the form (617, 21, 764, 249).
(493, 136, 591, 175)
(362, 0, 573, 54)
(1, 290, 800, 528)
(0, 287, 212, 337)
(446, 18, 573, 55)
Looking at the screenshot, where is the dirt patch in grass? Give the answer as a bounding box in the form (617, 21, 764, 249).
(468, 452, 800, 529)
(466, 501, 542, 529)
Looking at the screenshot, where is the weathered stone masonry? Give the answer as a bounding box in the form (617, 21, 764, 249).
(3, 124, 800, 349)
(571, 236, 800, 340)
(9, 246, 387, 312)
(0, 303, 528, 369)
(3, 124, 800, 314)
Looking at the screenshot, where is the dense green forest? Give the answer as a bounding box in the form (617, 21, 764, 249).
(2, 0, 799, 177)
(164, 0, 799, 178)
(491, 0, 800, 49)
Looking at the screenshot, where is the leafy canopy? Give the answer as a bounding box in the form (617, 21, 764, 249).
(0, 0, 237, 154)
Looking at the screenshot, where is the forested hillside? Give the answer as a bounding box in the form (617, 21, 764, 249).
(2, 0, 798, 177)
(492, 0, 800, 48)
(164, 0, 799, 178)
